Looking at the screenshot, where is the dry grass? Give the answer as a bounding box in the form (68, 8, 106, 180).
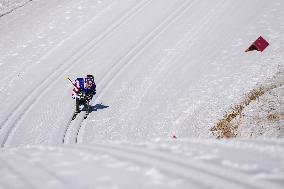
(210, 83, 283, 138)
(267, 113, 284, 122)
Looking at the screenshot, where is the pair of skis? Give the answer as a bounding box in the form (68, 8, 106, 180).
(72, 109, 90, 120)
(72, 101, 91, 120)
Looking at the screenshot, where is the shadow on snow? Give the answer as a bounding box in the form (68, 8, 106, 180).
(89, 103, 109, 112)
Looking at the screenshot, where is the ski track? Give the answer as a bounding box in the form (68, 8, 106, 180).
(64, 0, 196, 145)
(0, 151, 70, 189)
(0, 155, 35, 189)
(15, 151, 70, 189)
(0, 0, 153, 147)
(1, 139, 283, 188)
(67, 143, 281, 189)
(0, 0, 31, 18)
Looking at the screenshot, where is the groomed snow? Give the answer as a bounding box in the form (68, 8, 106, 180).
(1, 139, 284, 189)
(0, 0, 31, 17)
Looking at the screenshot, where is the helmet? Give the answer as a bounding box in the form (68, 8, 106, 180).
(87, 74, 94, 78)
(85, 74, 94, 82)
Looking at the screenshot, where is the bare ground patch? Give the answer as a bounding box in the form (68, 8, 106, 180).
(210, 71, 284, 138)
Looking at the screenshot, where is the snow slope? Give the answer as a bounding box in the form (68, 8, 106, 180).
(0, 0, 284, 188)
(1, 139, 284, 189)
(0, 0, 283, 147)
(0, 0, 30, 17)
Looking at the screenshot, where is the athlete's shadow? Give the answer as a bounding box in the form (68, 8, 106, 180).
(89, 103, 109, 112)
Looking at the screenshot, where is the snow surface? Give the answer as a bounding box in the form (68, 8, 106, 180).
(0, 0, 31, 17)
(1, 139, 284, 189)
(0, 0, 284, 188)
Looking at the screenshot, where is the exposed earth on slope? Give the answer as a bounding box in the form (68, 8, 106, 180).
(211, 65, 284, 138)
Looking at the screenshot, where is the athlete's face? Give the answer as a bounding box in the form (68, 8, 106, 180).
(85, 81, 92, 89)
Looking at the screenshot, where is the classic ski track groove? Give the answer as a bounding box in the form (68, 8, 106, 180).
(66, 0, 195, 144)
(0, 0, 31, 18)
(0, 156, 36, 189)
(0, 151, 70, 189)
(68, 143, 279, 189)
(0, 0, 152, 147)
(16, 151, 70, 189)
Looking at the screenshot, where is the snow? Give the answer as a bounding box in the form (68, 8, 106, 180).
(1, 139, 284, 189)
(0, 0, 284, 188)
(0, 0, 30, 17)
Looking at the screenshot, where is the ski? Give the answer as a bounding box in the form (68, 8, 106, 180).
(84, 112, 89, 119)
(72, 111, 79, 120)
(83, 104, 90, 119)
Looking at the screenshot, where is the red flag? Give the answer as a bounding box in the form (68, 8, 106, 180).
(245, 36, 269, 52)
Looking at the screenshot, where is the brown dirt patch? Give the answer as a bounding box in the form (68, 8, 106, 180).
(210, 83, 283, 138)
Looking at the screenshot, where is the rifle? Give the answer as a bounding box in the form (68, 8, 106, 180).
(66, 77, 83, 95)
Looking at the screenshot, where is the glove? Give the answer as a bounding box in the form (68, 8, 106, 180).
(86, 93, 92, 100)
(73, 92, 83, 99)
